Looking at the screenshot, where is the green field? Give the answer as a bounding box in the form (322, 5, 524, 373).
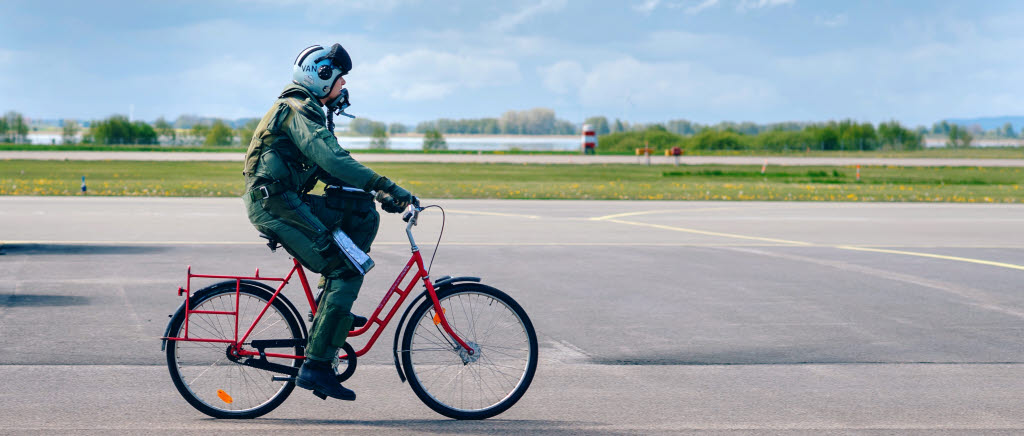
(1, 160, 1021, 202)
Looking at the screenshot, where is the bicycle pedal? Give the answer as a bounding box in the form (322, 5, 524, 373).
(312, 390, 328, 400)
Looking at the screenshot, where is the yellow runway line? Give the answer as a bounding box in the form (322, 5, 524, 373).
(594, 216, 1024, 271)
(603, 219, 814, 246)
(589, 207, 739, 221)
(443, 209, 541, 219)
(837, 246, 1024, 272)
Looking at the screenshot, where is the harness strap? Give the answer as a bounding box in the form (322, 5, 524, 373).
(247, 181, 290, 202)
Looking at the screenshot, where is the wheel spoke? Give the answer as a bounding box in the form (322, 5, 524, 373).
(168, 286, 299, 418)
(404, 289, 536, 417)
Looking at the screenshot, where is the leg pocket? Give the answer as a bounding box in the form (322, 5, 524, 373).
(261, 192, 327, 236)
(345, 210, 380, 253)
(308, 194, 344, 230)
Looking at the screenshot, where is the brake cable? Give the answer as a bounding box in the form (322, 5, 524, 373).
(418, 204, 458, 350)
(419, 204, 446, 276)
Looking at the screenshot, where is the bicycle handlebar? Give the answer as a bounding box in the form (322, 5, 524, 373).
(402, 196, 422, 224)
(403, 201, 425, 251)
(402, 200, 444, 270)
(402, 205, 422, 224)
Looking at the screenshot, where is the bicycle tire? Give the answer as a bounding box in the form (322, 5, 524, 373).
(166, 282, 303, 419)
(400, 284, 538, 420)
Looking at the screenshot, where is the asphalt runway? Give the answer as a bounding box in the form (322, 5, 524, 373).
(2, 197, 1024, 434)
(3, 150, 1024, 167)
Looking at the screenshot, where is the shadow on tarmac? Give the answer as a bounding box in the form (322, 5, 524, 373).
(0, 243, 169, 256)
(255, 418, 620, 434)
(1, 294, 90, 307)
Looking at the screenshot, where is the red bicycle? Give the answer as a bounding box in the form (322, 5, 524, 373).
(161, 204, 538, 420)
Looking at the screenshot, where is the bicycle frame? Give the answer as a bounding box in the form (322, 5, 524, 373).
(165, 246, 474, 362)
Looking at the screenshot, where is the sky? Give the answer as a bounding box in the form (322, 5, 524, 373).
(2, 0, 1023, 127)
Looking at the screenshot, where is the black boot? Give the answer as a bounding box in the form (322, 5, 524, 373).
(296, 359, 356, 401)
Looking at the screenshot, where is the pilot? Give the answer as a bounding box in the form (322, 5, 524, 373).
(241, 43, 416, 400)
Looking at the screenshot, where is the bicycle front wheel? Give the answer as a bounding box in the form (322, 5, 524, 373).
(401, 284, 538, 420)
(166, 282, 303, 419)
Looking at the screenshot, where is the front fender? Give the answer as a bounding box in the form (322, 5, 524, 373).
(391, 276, 481, 382)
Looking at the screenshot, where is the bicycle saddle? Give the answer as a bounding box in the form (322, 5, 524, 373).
(258, 233, 281, 252)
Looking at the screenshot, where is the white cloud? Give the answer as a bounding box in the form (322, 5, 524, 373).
(410, 29, 563, 58)
(178, 56, 278, 91)
(0, 49, 13, 65)
(538, 61, 586, 94)
(639, 0, 772, 15)
(684, 0, 720, 15)
(767, 25, 1024, 124)
(736, 0, 794, 12)
(814, 13, 847, 28)
(633, 0, 661, 14)
(488, 0, 568, 32)
(398, 83, 458, 101)
(573, 57, 779, 115)
(358, 50, 521, 101)
(642, 30, 744, 53)
(243, 0, 412, 12)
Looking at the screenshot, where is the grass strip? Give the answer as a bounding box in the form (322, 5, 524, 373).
(0, 160, 1021, 203)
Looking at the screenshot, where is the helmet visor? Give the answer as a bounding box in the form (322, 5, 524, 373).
(318, 43, 352, 76)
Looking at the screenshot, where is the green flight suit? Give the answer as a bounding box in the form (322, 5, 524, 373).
(243, 84, 385, 362)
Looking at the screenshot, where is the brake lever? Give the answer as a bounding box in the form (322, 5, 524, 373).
(402, 206, 417, 223)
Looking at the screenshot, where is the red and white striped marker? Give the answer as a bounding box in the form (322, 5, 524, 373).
(856, 164, 861, 181)
(761, 159, 767, 175)
(581, 124, 596, 154)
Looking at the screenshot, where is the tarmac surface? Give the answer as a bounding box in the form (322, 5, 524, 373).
(3, 150, 1024, 167)
(2, 197, 1024, 434)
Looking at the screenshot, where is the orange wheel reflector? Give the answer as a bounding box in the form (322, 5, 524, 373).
(432, 308, 447, 326)
(217, 389, 234, 404)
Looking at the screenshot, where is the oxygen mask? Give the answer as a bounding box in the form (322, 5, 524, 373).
(327, 88, 355, 119)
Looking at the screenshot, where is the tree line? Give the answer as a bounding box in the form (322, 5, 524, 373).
(597, 120, 930, 154)
(3, 107, 1019, 148)
(930, 120, 1018, 138)
(79, 115, 258, 146)
(1, 111, 31, 143)
(415, 108, 577, 135)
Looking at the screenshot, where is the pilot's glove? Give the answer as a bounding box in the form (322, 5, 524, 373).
(385, 183, 414, 207)
(367, 176, 418, 213)
(374, 191, 407, 214)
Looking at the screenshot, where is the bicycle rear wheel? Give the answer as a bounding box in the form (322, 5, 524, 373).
(166, 282, 303, 419)
(401, 284, 538, 420)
